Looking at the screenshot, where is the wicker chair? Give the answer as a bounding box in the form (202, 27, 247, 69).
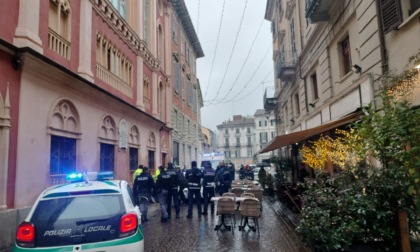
(241, 192, 255, 198)
(239, 198, 261, 235)
(222, 192, 236, 201)
(230, 187, 244, 198)
(248, 188, 264, 212)
(214, 197, 236, 233)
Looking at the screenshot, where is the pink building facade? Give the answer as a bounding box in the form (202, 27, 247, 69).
(0, 0, 183, 210)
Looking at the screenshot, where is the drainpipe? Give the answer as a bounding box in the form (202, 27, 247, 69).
(297, 0, 309, 113)
(375, 0, 388, 74)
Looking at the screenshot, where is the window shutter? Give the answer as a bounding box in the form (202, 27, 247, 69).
(379, 0, 403, 34)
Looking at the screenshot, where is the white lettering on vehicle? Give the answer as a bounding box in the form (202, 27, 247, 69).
(83, 225, 112, 233)
(43, 229, 72, 236)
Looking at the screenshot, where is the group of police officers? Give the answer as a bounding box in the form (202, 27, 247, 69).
(132, 161, 233, 223)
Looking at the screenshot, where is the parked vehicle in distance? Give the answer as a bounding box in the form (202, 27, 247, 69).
(13, 171, 144, 252)
(201, 152, 225, 169)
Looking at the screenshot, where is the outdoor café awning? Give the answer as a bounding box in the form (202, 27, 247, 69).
(257, 111, 361, 154)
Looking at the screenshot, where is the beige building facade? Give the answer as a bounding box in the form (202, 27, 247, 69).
(263, 0, 419, 160)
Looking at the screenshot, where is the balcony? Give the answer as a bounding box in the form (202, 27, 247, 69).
(264, 88, 277, 111)
(305, 0, 333, 23)
(277, 51, 297, 82)
(224, 143, 230, 148)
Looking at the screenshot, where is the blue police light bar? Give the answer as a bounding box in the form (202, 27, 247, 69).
(96, 171, 114, 180)
(66, 173, 85, 183)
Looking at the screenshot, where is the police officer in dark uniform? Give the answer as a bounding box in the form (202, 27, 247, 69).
(166, 162, 180, 219)
(185, 161, 202, 218)
(216, 161, 232, 196)
(155, 165, 170, 223)
(201, 161, 216, 215)
(133, 167, 155, 223)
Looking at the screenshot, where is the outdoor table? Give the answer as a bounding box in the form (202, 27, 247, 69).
(212, 197, 238, 232)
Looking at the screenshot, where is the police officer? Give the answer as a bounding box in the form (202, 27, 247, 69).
(133, 166, 154, 223)
(155, 165, 170, 223)
(132, 164, 143, 182)
(185, 161, 202, 218)
(166, 162, 180, 219)
(216, 161, 232, 196)
(201, 161, 216, 215)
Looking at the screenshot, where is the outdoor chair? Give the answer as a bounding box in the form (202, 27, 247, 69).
(248, 188, 263, 212)
(239, 198, 261, 235)
(231, 187, 244, 198)
(241, 192, 255, 198)
(214, 197, 236, 233)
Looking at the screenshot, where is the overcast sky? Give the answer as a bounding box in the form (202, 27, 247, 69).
(184, 0, 274, 132)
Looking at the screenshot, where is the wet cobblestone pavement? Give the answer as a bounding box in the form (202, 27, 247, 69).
(142, 196, 310, 252)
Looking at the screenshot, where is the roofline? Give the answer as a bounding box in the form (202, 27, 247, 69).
(0, 38, 168, 127)
(171, 0, 205, 58)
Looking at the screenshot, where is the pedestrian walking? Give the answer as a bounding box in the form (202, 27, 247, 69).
(166, 162, 180, 219)
(185, 161, 202, 218)
(155, 165, 170, 223)
(201, 161, 216, 215)
(176, 165, 188, 205)
(133, 166, 154, 223)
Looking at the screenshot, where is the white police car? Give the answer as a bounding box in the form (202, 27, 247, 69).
(13, 172, 144, 252)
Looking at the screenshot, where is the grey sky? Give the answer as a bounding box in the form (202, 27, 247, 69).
(184, 0, 274, 132)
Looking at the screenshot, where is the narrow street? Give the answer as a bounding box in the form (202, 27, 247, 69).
(143, 196, 310, 252)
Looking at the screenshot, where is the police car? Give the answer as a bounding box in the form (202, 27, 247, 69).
(13, 172, 144, 252)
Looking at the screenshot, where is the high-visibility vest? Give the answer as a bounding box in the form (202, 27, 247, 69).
(133, 168, 143, 182)
(153, 168, 161, 181)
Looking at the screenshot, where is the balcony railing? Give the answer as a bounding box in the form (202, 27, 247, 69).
(305, 0, 333, 23)
(96, 64, 133, 97)
(48, 29, 70, 59)
(277, 51, 297, 82)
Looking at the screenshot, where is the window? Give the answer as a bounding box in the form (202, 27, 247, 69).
(264, 120, 268, 127)
(271, 131, 276, 139)
(294, 93, 300, 115)
(341, 36, 352, 75)
(247, 136, 251, 145)
(48, 0, 71, 59)
(310, 73, 319, 100)
(159, 82, 164, 120)
(148, 150, 155, 170)
(173, 61, 180, 93)
(186, 47, 190, 65)
(290, 17, 296, 53)
(247, 127, 251, 133)
(236, 137, 240, 146)
(260, 132, 268, 143)
(225, 129, 228, 135)
(111, 0, 127, 19)
(100, 143, 114, 172)
(50, 135, 76, 175)
(96, 34, 133, 86)
(236, 128, 240, 134)
(225, 138, 229, 146)
(144, 0, 150, 45)
(158, 25, 164, 64)
(225, 151, 231, 158)
(173, 141, 179, 165)
(187, 120, 190, 135)
(271, 120, 275, 126)
(247, 148, 253, 157)
(259, 121, 262, 127)
(235, 150, 240, 158)
(187, 82, 193, 106)
(172, 16, 178, 43)
(193, 86, 197, 112)
(129, 147, 138, 171)
(143, 78, 150, 103)
(174, 110, 178, 129)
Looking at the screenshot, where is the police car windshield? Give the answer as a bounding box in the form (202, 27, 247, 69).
(31, 195, 124, 247)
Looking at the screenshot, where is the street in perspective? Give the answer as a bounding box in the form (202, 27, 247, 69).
(1, 0, 419, 251)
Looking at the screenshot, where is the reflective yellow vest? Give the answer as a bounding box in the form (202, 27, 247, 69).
(132, 168, 143, 182)
(153, 168, 161, 181)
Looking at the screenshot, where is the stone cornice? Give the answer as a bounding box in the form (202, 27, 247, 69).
(91, 0, 161, 71)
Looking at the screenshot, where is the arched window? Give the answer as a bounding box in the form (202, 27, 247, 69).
(158, 24, 164, 65)
(143, 77, 150, 106)
(48, 0, 71, 59)
(111, 0, 127, 20)
(128, 125, 140, 171)
(99, 115, 117, 172)
(159, 81, 165, 121)
(48, 99, 80, 184)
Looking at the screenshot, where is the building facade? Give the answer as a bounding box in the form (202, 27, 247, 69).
(217, 115, 255, 167)
(0, 0, 205, 210)
(254, 109, 277, 163)
(201, 126, 217, 154)
(170, 0, 204, 169)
